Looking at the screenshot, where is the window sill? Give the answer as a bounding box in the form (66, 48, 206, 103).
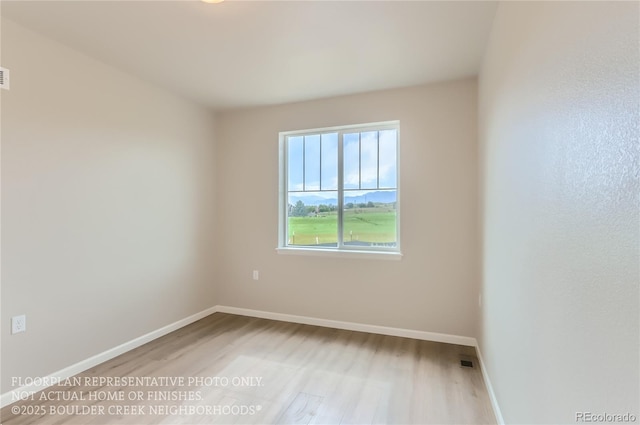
(276, 247, 403, 260)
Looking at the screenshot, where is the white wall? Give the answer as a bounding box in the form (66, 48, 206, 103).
(478, 2, 639, 423)
(216, 79, 479, 337)
(1, 18, 217, 394)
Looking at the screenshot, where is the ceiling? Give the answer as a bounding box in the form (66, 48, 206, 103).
(1, 1, 498, 111)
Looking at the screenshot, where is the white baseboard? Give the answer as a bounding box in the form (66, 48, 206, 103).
(214, 305, 477, 347)
(475, 345, 505, 425)
(0, 306, 218, 408)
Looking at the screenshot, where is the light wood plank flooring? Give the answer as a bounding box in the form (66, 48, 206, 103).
(1, 313, 496, 424)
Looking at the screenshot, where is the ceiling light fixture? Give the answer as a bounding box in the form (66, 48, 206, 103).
(201, 0, 224, 3)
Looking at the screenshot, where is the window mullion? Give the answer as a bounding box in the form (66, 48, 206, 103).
(337, 131, 344, 249)
(319, 135, 323, 191)
(358, 132, 362, 190)
(284, 136, 289, 246)
(376, 131, 380, 189)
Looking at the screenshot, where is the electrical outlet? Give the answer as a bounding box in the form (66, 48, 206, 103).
(12, 315, 26, 334)
(0, 67, 10, 91)
(252, 270, 259, 280)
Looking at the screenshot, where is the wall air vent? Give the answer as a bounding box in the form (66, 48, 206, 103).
(0, 67, 10, 90)
(460, 359, 474, 368)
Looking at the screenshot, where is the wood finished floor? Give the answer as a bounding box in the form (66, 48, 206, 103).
(1, 313, 496, 425)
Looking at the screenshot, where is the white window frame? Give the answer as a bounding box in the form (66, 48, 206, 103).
(277, 121, 401, 260)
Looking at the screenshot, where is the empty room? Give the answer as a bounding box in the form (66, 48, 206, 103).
(1, 1, 638, 424)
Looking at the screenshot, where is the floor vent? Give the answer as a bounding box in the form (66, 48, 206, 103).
(0, 67, 10, 90)
(460, 359, 474, 368)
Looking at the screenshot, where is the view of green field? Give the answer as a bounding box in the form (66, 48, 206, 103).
(288, 207, 396, 246)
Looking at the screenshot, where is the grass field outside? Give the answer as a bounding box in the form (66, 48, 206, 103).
(288, 207, 396, 246)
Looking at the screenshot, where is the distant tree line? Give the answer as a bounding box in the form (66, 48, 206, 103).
(290, 200, 390, 217)
(345, 201, 375, 209)
(289, 201, 338, 217)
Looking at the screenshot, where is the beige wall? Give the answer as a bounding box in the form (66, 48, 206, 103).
(216, 79, 479, 337)
(478, 2, 639, 423)
(1, 18, 217, 393)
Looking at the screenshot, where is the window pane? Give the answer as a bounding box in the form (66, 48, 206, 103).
(343, 133, 360, 189)
(288, 136, 304, 191)
(321, 133, 338, 190)
(360, 131, 378, 189)
(304, 135, 320, 191)
(287, 192, 338, 247)
(342, 190, 397, 248)
(379, 130, 397, 189)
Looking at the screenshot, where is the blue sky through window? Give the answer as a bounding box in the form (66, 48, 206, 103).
(288, 129, 397, 202)
(288, 136, 304, 191)
(321, 133, 338, 190)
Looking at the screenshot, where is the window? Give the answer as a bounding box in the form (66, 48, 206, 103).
(278, 121, 400, 257)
